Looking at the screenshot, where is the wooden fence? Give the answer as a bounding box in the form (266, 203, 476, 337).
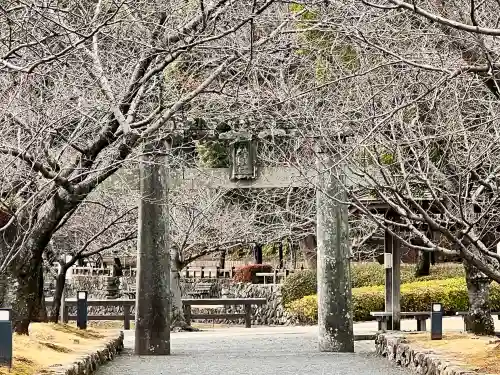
(45, 298, 135, 329)
(61, 265, 306, 281)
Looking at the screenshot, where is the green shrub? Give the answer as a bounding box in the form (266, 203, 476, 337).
(281, 263, 464, 306)
(287, 277, 500, 324)
(233, 264, 272, 283)
(352, 262, 464, 288)
(281, 269, 316, 306)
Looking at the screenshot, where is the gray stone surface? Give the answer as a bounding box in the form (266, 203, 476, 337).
(316, 150, 353, 352)
(96, 327, 412, 375)
(375, 332, 477, 375)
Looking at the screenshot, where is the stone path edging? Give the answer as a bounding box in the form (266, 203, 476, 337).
(37, 330, 124, 375)
(375, 332, 480, 375)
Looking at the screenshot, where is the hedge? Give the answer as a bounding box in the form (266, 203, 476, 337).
(352, 262, 464, 287)
(281, 263, 464, 306)
(233, 264, 273, 283)
(287, 277, 500, 323)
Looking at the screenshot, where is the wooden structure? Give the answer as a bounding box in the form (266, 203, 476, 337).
(182, 298, 267, 328)
(353, 200, 442, 331)
(45, 298, 135, 330)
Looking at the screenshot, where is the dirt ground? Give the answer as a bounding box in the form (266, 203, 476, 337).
(0, 323, 119, 375)
(407, 332, 500, 374)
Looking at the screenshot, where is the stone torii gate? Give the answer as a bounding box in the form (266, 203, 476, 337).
(167, 131, 355, 352)
(131, 130, 355, 354)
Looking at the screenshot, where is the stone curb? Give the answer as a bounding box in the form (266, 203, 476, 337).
(375, 332, 481, 375)
(37, 330, 124, 375)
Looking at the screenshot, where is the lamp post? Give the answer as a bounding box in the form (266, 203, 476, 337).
(0, 309, 12, 369)
(431, 303, 443, 340)
(77, 291, 88, 330)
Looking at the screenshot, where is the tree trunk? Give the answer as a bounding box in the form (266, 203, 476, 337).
(0, 273, 7, 307)
(299, 234, 317, 270)
(13, 253, 47, 334)
(170, 249, 198, 332)
(463, 260, 495, 335)
(278, 242, 284, 269)
(218, 249, 226, 269)
(49, 271, 67, 323)
(170, 250, 186, 329)
(290, 240, 297, 269)
(415, 251, 431, 277)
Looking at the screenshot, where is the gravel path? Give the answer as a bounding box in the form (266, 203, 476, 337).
(97, 327, 411, 375)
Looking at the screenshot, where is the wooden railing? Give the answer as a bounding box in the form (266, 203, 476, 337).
(45, 298, 134, 330)
(56, 265, 305, 281)
(182, 298, 267, 328)
(45, 297, 267, 329)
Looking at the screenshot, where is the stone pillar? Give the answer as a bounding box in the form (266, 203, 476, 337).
(316, 147, 354, 352)
(135, 141, 171, 356)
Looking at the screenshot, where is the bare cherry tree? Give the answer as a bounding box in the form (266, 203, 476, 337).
(1, 1, 122, 73)
(276, 0, 500, 334)
(0, 0, 297, 334)
(48, 190, 137, 322)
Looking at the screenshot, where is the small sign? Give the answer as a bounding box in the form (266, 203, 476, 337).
(384, 253, 392, 269)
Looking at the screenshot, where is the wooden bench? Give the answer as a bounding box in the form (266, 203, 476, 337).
(182, 298, 266, 328)
(456, 311, 500, 331)
(370, 311, 430, 331)
(186, 282, 215, 299)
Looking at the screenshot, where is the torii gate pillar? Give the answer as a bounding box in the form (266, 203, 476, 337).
(316, 145, 354, 352)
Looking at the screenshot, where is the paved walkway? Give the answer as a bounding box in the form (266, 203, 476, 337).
(97, 326, 412, 375)
(96, 316, 483, 375)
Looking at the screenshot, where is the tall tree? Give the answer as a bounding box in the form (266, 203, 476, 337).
(0, 0, 293, 334)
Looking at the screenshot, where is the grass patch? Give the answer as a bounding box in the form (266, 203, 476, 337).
(407, 332, 500, 374)
(0, 323, 118, 375)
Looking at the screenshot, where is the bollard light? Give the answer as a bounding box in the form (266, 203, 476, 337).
(0, 309, 12, 369)
(76, 291, 88, 330)
(431, 303, 443, 340)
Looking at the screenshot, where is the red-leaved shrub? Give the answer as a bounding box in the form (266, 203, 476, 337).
(233, 264, 273, 283)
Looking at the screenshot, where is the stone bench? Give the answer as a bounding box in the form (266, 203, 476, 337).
(370, 311, 430, 331)
(182, 298, 267, 328)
